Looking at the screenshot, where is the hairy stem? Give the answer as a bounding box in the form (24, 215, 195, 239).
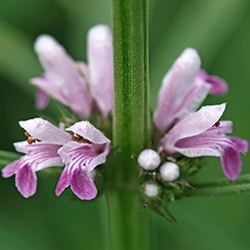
(106, 0, 150, 249)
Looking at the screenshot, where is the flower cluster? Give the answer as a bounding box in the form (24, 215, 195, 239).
(140, 48, 248, 185)
(2, 25, 113, 199)
(1, 25, 248, 203)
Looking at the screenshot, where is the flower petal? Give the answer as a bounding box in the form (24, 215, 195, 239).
(162, 104, 226, 152)
(70, 168, 97, 200)
(58, 141, 109, 172)
(15, 165, 37, 198)
(30, 76, 69, 107)
(2, 160, 20, 178)
(66, 121, 110, 144)
(35, 89, 49, 110)
(230, 137, 249, 153)
(221, 146, 241, 180)
(19, 118, 71, 145)
(198, 69, 228, 95)
(14, 141, 29, 154)
(55, 167, 74, 196)
(154, 48, 204, 132)
(87, 25, 113, 117)
(33, 35, 93, 118)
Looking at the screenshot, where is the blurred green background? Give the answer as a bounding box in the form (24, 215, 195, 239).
(0, 0, 250, 249)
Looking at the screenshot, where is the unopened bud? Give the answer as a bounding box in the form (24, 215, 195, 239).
(138, 149, 161, 170)
(160, 162, 180, 182)
(144, 183, 159, 198)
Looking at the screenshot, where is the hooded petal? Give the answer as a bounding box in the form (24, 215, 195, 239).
(66, 121, 110, 144)
(35, 89, 49, 109)
(32, 35, 93, 118)
(70, 168, 97, 200)
(197, 69, 228, 95)
(19, 118, 71, 145)
(221, 146, 241, 180)
(15, 165, 37, 198)
(87, 25, 113, 117)
(162, 104, 226, 153)
(154, 48, 210, 132)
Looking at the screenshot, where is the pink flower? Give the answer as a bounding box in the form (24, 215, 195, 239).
(2, 118, 71, 197)
(31, 25, 114, 118)
(30, 35, 93, 118)
(154, 48, 228, 133)
(2, 119, 110, 200)
(55, 121, 110, 200)
(161, 104, 248, 180)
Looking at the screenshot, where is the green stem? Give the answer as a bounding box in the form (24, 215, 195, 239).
(190, 174, 250, 197)
(112, 0, 150, 151)
(106, 0, 150, 249)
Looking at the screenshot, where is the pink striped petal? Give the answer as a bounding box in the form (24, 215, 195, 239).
(2, 160, 20, 178)
(221, 147, 241, 180)
(71, 168, 97, 200)
(55, 167, 74, 196)
(15, 165, 37, 198)
(230, 137, 249, 153)
(162, 104, 226, 153)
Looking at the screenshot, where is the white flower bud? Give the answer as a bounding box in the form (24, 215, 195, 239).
(137, 149, 161, 170)
(160, 162, 180, 182)
(144, 183, 159, 198)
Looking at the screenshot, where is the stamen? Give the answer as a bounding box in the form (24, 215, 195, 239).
(213, 121, 220, 127)
(71, 134, 92, 144)
(24, 131, 41, 144)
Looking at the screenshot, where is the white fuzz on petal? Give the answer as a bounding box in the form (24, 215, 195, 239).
(138, 149, 161, 170)
(160, 162, 180, 182)
(144, 183, 159, 198)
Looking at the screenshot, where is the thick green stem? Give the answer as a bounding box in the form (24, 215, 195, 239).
(106, 0, 150, 250)
(112, 0, 150, 151)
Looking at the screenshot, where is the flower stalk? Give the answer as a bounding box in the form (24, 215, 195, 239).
(190, 174, 250, 197)
(107, 0, 150, 249)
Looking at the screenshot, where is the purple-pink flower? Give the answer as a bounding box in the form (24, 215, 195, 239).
(2, 118, 70, 197)
(154, 48, 228, 133)
(2, 118, 110, 199)
(152, 48, 248, 180)
(30, 25, 113, 118)
(31, 36, 93, 118)
(55, 121, 110, 200)
(161, 104, 248, 180)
